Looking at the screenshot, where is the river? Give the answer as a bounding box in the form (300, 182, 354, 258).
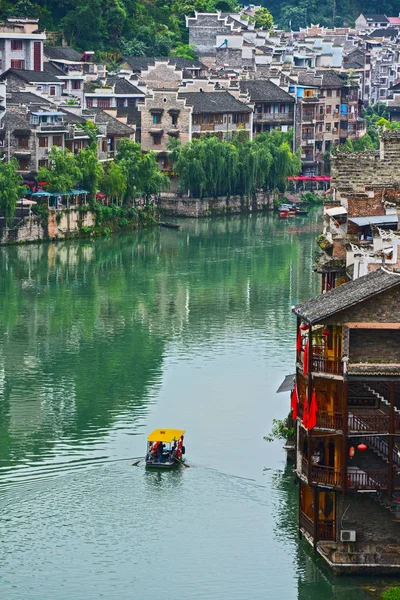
(0, 213, 375, 599)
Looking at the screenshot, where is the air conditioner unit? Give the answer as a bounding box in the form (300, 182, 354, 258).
(340, 530, 356, 542)
(44, 148, 49, 154)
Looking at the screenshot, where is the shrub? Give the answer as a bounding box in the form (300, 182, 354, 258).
(119, 218, 129, 228)
(382, 588, 400, 600)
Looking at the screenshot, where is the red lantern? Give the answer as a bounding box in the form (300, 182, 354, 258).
(357, 443, 368, 451)
(322, 328, 331, 336)
(300, 323, 309, 331)
(348, 446, 355, 459)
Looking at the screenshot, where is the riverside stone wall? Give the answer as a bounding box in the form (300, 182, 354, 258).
(0, 208, 95, 245)
(159, 191, 275, 217)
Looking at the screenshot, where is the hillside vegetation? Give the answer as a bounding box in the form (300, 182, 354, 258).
(3, 0, 399, 56)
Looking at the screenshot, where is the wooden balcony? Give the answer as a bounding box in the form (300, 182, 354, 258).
(301, 457, 342, 488)
(299, 510, 313, 536)
(312, 354, 343, 376)
(347, 468, 389, 490)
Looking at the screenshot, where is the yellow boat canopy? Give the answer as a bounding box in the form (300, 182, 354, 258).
(147, 429, 186, 443)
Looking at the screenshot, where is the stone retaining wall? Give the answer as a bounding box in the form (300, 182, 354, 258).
(0, 208, 95, 245)
(159, 192, 276, 217)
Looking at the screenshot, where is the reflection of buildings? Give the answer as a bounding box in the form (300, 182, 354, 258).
(292, 268, 400, 572)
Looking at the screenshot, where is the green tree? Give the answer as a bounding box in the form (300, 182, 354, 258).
(250, 7, 273, 30)
(76, 143, 104, 203)
(115, 138, 142, 202)
(37, 147, 82, 193)
(100, 161, 127, 203)
(136, 151, 169, 202)
(0, 159, 25, 226)
(171, 43, 198, 60)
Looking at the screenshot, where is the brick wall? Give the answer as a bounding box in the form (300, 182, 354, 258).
(331, 131, 400, 200)
(349, 329, 400, 363)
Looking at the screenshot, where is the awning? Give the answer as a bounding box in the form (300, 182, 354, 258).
(276, 374, 295, 393)
(326, 206, 347, 217)
(147, 429, 185, 443)
(348, 215, 398, 227)
(17, 199, 37, 206)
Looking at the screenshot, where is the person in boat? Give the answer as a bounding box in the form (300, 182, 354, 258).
(157, 442, 164, 463)
(170, 441, 177, 459)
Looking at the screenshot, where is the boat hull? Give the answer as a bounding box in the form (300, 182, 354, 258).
(145, 459, 180, 469)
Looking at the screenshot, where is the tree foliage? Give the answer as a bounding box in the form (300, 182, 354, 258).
(250, 7, 273, 30)
(76, 143, 104, 202)
(37, 147, 82, 193)
(173, 130, 300, 198)
(0, 159, 25, 226)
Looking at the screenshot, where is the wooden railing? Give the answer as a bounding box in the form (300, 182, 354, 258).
(348, 413, 389, 433)
(317, 412, 343, 430)
(299, 510, 314, 536)
(347, 469, 389, 490)
(319, 521, 335, 541)
(301, 457, 342, 488)
(312, 354, 343, 375)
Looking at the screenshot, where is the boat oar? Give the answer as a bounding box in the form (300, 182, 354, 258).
(176, 457, 190, 468)
(132, 458, 144, 466)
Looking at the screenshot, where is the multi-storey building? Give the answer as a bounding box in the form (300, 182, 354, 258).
(238, 80, 295, 135)
(0, 18, 45, 74)
(292, 267, 400, 573)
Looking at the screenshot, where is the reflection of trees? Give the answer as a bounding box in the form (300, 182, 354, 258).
(0, 212, 320, 468)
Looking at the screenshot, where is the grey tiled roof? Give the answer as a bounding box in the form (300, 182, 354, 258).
(368, 28, 398, 38)
(180, 91, 252, 113)
(7, 91, 54, 107)
(363, 14, 389, 23)
(106, 76, 144, 95)
(44, 46, 83, 61)
(121, 56, 206, 72)
(292, 268, 400, 324)
(239, 80, 295, 103)
(117, 106, 142, 126)
(82, 108, 135, 134)
(1, 68, 63, 83)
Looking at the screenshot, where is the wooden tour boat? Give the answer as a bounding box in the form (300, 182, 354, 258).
(146, 429, 186, 469)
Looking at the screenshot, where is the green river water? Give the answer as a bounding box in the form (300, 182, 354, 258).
(0, 213, 384, 599)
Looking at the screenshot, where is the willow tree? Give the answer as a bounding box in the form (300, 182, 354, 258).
(0, 159, 24, 226)
(76, 143, 104, 203)
(37, 147, 82, 193)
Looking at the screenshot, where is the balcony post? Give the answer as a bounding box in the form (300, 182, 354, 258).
(389, 381, 395, 499)
(342, 380, 348, 491)
(307, 324, 313, 483)
(313, 486, 319, 552)
(296, 316, 300, 362)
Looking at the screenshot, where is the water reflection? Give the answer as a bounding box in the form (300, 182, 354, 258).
(0, 211, 370, 600)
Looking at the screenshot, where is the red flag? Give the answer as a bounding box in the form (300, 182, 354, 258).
(303, 340, 309, 377)
(302, 389, 309, 429)
(296, 328, 302, 354)
(291, 384, 298, 420)
(307, 389, 318, 430)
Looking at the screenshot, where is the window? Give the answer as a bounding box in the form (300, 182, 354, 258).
(38, 159, 49, 168)
(11, 40, 23, 51)
(326, 105, 332, 115)
(326, 123, 331, 132)
(280, 104, 286, 113)
(49, 86, 56, 96)
(18, 137, 29, 147)
(265, 104, 271, 113)
(255, 103, 262, 114)
(39, 137, 48, 148)
(327, 89, 332, 97)
(192, 114, 201, 125)
(171, 114, 178, 126)
(53, 136, 62, 147)
(63, 81, 68, 90)
(10, 59, 25, 69)
(71, 80, 81, 90)
(153, 113, 161, 125)
(86, 98, 93, 108)
(153, 134, 162, 146)
(97, 98, 110, 108)
(17, 158, 30, 171)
